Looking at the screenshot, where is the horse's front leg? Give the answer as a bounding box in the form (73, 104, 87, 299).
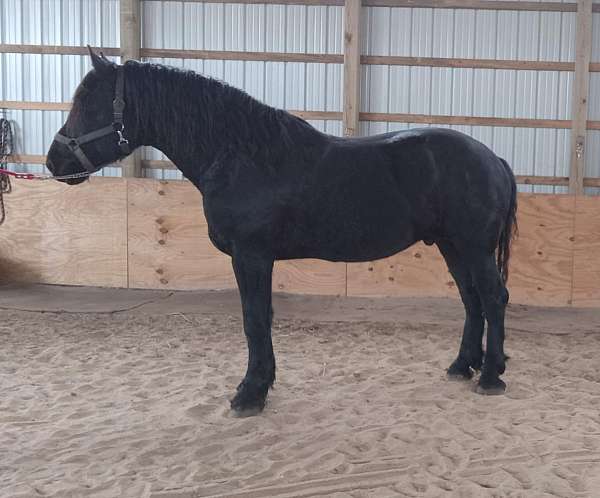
(230, 250, 275, 416)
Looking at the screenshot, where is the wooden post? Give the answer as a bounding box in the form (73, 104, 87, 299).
(569, 0, 593, 195)
(120, 0, 142, 178)
(343, 0, 361, 137)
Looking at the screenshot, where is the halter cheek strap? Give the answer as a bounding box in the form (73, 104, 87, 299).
(53, 66, 131, 173)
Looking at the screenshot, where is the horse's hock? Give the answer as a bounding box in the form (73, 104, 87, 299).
(0, 176, 598, 308)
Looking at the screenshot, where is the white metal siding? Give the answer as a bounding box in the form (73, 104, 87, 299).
(140, 2, 343, 179)
(0, 0, 121, 176)
(0, 1, 597, 192)
(361, 6, 579, 193)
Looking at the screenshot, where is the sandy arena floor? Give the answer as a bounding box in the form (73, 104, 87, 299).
(1, 285, 600, 498)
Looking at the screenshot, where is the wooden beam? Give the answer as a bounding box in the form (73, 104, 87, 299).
(362, 55, 576, 71)
(149, 0, 345, 4)
(147, 0, 595, 12)
(5, 154, 47, 165)
(8, 101, 600, 132)
(141, 160, 177, 170)
(569, 0, 593, 195)
(0, 44, 120, 56)
(0, 101, 71, 111)
(583, 178, 600, 188)
(343, 0, 362, 137)
(363, 0, 579, 10)
(515, 176, 569, 187)
(142, 48, 343, 64)
(360, 112, 572, 129)
(120, 3, 140, 62)
(120, 0, 142, 179)
(6, 44, 600, 73)
(0, 103, 342, 123)
(291, 110, 343, 120)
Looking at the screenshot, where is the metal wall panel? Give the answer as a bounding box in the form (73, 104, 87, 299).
(587, 0, 600, 191)
(361, 6, 580, 193)
(592, 12, 600, 63)
(1, 0, 120, 176)
(140, 2, 343, 179)
(0, 1, 596, 189)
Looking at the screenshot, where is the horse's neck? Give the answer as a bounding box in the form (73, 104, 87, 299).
(130, 69, 226, 186)
(128, 64, 324, 188)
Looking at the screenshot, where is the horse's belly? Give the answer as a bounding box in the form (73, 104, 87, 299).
(281, 196, 423, 263)
(315, 220, 418, 262)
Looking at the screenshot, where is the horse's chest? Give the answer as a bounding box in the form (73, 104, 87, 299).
(202, 186, 278, 253)
(202, 198, 236, 254)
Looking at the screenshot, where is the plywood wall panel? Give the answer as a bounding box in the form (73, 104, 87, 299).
(348, 195, 576, 307)
(0, 177, 127, 287)
(273, 259, 346, 296)
(508, 194, 575, 307)
(347, 242, 457, 299)
(2, 178, 597, 308)
(127, 179, 236, 291)
(127, 179, 346, 295)
(572, 195, 600, 307)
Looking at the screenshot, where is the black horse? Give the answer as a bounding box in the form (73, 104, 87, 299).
(46, 50, 517, 416)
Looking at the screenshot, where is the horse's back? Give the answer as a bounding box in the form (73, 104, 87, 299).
(283, 127, 513, 262)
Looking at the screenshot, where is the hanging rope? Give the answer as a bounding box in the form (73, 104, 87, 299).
(0, 115, 13, 225)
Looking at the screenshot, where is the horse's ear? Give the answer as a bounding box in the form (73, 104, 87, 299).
(88, 45, 114, 76)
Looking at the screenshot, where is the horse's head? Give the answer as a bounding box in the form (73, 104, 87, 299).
(46, 47, 132, 184)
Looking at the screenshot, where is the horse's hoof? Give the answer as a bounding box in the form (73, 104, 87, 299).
(447, 371, 472, 381)
(476, 378, 506, 395)
(230, 386, 267, 417)
(231, 404, 264, 418)
(447, 360, 473, 380)
(230, 397, 265, 417)
(447, 369, 472, 381)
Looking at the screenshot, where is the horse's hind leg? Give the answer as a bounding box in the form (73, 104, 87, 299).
(470, 253, 508, 395)
(437, 241, 484, 380)
(230, 250, 276, 416)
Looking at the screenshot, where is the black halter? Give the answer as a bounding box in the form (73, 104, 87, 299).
(53, 66, 131, 173)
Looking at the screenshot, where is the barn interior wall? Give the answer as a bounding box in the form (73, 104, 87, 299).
(361, 6, 578, 194)
(0, 0, 122, 176)
(4, 177, 600, 308)
(1, 1, 595, 190)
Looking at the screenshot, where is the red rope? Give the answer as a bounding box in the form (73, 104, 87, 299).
(0, 167, 92, 181)
(0, 168, 38, 180)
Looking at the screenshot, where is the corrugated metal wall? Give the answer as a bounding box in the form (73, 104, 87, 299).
(0, 0, 121, 176)
(361, 6, 577, 193)
(140, 1, 343, 179)
(0, 1, 595, 192)
(588, 11, 600, 193)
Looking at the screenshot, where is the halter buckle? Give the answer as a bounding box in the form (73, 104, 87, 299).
(113, 97, 125, 113)
(113, 122, 129, 146)
(117, 130, 129, 146)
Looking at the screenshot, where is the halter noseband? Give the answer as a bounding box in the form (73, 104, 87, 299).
(53, 66, 131, 173)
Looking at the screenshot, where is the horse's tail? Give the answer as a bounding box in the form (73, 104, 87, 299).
(497, 157, 518, 284)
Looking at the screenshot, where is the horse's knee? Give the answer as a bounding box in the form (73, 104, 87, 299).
(500, 286, 509, 306)
(461, 285, 482, 312)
